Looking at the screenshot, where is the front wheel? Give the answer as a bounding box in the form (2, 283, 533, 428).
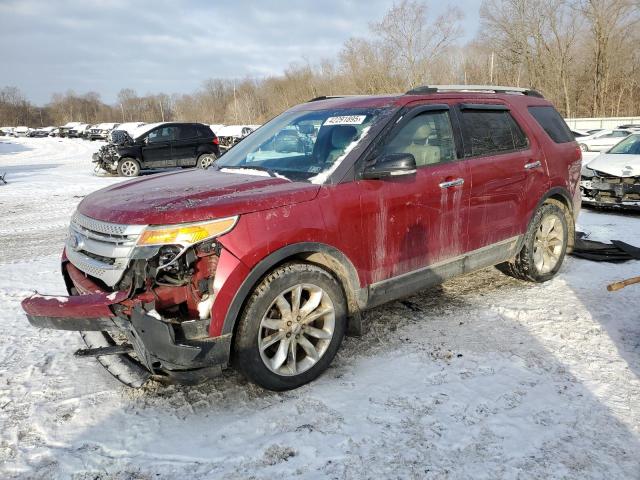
(496, 202, 569, 282)
(117, 158, 141, 177)
(233, 263, 347, 391)
(197, 153, 216, 169)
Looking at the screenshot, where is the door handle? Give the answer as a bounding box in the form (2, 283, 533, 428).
(524, 160, 542, 170)
(439, 178, 464, 188)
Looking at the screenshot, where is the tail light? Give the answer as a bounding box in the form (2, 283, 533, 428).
(212, 136, 219, 145)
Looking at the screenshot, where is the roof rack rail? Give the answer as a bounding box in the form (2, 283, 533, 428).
(405, 85, 544, 98)
(307, 95, 345, 102)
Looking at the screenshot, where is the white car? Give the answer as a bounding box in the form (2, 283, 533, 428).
(13, 126, 30, 137)
(580, 133, 640, 208)
(88, 122, 120, 141)
(577, 129, 632, 152)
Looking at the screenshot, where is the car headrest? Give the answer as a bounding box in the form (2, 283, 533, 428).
(331, 125, 358, 149)
(412, 123, 432, 141)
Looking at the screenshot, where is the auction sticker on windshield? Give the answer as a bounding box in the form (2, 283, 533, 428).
(324, 115, 367, 125)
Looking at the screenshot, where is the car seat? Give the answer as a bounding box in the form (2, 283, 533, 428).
(326, 125, 358, 164)
(402, 124, 441, 166)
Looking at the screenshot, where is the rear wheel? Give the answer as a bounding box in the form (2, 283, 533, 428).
(497, 202, 569, 282)
(117, 158, 140, 177)
(197, 153, 216, 169)
(233, 263, 346, 391)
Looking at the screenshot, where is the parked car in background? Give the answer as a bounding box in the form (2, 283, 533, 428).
(617, 124, 640, 130)
(23, 85, 580, 390)
(49, 128, 60, 137)
(577, 129, 632, 152)
(88, 122, 120, 141)
(59, 122, 82, 138)
(68, 124, 91, 138)
(209, 124, 225, 135)
(1, 127, 14, 136)
(92, 122, 220, 176)
(28, 127, 55, 138)
(581, 133, 640, 209)
(13, 126, 30, 137)
(570, 129, 590, 138)
(217, 124, 260, 148)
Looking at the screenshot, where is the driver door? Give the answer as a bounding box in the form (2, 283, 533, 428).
(328, 105, 471, 285)
(143, 126, 177, 168)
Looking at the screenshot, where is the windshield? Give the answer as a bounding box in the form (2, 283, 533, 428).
(215, 108, 384, 183)
(608, 134, 640, 154)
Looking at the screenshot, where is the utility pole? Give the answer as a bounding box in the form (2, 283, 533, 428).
(489, 52, 495, 84)
(159, 98, 165, 122)
(233, 82, 238, 124)
(120, 103, 125, 122)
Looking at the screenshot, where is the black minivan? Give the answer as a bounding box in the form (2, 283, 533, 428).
(93, 122, 221, 177)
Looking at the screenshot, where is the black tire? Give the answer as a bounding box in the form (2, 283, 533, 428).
(497, 203, 569, 282)
(197, 153, 216, 169)
(80, 331, 150, 388)
(233, 263, 347, 391)
(117, 157, 140, 177)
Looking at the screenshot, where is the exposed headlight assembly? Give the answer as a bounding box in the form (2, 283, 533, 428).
(137, 216, 238, 247)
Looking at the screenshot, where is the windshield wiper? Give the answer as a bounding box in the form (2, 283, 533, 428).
(217, 165, 278, 178)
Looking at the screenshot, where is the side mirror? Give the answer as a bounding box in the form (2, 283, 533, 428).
(362, 153, 417, 180)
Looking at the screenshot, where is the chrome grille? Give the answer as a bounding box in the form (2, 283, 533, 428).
(66, 212, 146, 287)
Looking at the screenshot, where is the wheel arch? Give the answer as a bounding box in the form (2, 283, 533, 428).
(221, 242, 366, 338)
(531, 187, 576, 253)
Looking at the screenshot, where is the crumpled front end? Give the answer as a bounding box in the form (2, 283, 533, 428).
(21, 212, 244, 387)
(92, 144, 121, 174)
(581, 171, 640, 209)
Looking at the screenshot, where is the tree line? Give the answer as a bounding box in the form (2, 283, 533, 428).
(1, 0, 638, 128)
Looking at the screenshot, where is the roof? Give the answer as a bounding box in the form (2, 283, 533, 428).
(293, 90, 551, 112)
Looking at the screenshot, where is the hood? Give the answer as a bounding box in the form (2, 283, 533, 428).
(77, 169, 320, 225)
(586, 153, 640, 177)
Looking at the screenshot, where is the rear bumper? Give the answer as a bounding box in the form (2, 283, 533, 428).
(21, 261, 233, 385)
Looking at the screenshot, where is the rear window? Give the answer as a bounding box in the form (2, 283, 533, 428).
(198, 125, 213, 137)
(179, 124, 198, 139)
(528, 106, 574, 143)
(461, 110, 529, 157)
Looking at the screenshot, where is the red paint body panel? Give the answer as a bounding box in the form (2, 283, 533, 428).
(77, 169, 320, 225)
(21, 290, 128, 319)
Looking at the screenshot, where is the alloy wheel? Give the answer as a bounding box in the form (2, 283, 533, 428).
(533, 213, 565, 274)
(258, 283, 335, 376)
(120, 160, 138, 176)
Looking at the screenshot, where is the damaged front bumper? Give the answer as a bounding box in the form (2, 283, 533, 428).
(21, 262, 232, 387)
(92, 146, 120, 172)
(580, 177, 640, 210)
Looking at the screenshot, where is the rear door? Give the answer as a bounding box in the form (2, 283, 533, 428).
(459, 104, 546, 252)
(172, 124, 201, 166)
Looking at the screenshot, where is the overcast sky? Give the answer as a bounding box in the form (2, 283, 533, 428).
(0, 0, 481, 105)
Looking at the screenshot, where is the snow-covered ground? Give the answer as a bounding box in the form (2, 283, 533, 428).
(0, 139, 639, 479)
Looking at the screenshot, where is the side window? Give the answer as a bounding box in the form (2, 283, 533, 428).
(384, 111, 456, 167)
(461, 110, 529, 157)
(148, 126, 176, 143)
(197, 126, 212, 137)
(178, 125, 198, 139)
(528, 106, 574, 143)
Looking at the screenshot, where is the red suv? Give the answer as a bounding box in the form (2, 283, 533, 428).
(22, 85, 581, 390)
